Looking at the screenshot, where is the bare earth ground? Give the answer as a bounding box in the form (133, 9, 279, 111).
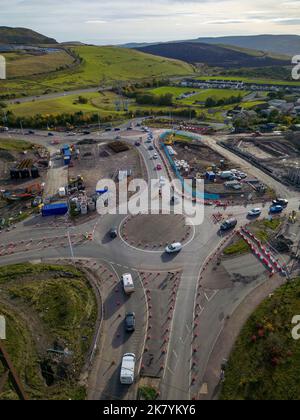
(121, 214, 192, 250)
(69, 141, 146, 196)
(171, 142, 270, 203)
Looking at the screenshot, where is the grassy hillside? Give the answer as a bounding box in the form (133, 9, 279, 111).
(0, 45, 194, 98)
(0, 263, 97, 400)
(136, 42, 290, 68)
(3, 50, 75, 78)
(217, 44, 290, 61)
(0, 27, 57, 44)
(198, 35, 300, 57)
(8, 91, 121, 117)
(221, 278, 300, 400)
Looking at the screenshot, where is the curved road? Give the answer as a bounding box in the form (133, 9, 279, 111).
(0, 125, 299, 400)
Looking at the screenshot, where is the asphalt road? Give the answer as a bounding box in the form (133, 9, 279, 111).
(6, 86, 111, 105)
(1, 125, 300, 400)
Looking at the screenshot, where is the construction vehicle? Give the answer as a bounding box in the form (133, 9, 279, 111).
(68, 175, 85, 192)
(289, 211, 297, 224)
(164, 137, 174, 146)
(2, 183, 43, 202)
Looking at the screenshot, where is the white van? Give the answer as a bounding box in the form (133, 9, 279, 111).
(120, 353, 136, 385)
(122, 273, 135, 294)
(159, 176, 166, 187)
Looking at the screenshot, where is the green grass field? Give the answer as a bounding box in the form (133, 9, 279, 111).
(221, 278, 300, 400)
(0, 263, 97, 400)
(178, 89, 248, 105)
(148, 86, 249, 105)
(0, 138, 34, 151)
(223, 239, 250, 256)
(8, 92, 122, 117)
(195, 75, 300, 86)
(0, 46, 194, 98)
(8, 94, 122, 118)
(4, 50, 75, 78)
(5, 81, 262, 122)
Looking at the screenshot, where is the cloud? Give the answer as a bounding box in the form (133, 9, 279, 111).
(86, 20, 107, 24)
(0, 0, 299, 43)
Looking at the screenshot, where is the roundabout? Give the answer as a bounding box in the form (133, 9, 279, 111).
(119, 214, 194, 251)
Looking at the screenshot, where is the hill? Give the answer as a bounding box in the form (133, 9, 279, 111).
(124, 34, 300, 57)
(0, 45, 194, 98)
(196, 35, 300, 57)
(0, 26, 57, 45)
(136, 42, 290, 68)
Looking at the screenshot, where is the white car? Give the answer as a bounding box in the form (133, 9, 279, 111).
(165, 243, 183, 254)
(120, 353, 136, 385)
(153, 153, 158, 160)
(248, 208, 262, 217)
(159, 176, 166, 187)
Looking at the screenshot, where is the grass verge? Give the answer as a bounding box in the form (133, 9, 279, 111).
(0, 263, 97, 400)
(220, 278, 300, 400)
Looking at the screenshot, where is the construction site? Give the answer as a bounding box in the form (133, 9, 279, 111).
(162, 134, 270, 203)
(67, 138, 146, 217)
(0, 140, 49, 228)
(220, 133, 300, 189)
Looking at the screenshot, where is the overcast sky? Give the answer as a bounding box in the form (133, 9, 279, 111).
(1, 0, 300, 44)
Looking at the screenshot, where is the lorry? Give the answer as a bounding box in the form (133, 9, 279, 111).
(42, 203, 68, 217)
(120, 353, 136, 385)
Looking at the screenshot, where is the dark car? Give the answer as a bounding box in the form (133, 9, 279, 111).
(48, 132, 54, 136)
(135, 141, 141, 147)
(125, 312, 136, 332)
(109, 227, 118, 239)
(220, 218, 237, 232)
(148, 146, 154, 151)
(83, 131, 91, 135)
(114, 127, 121, 131)
(269, 205, 283, 214)
(272, 198, 288, 207)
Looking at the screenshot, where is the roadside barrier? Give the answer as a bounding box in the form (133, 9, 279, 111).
(240, 228, 284, 274)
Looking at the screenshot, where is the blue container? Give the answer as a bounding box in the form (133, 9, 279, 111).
(64, 155, 71, 165)
(206, 171, 216, 181)
(42, 203, 68, 217)
(62, 144, 70, 152)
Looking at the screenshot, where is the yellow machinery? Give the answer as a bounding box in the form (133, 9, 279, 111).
(289, 211, 297, 224)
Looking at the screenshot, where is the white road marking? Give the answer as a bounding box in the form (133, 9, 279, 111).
(167, 366, 175, 375)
